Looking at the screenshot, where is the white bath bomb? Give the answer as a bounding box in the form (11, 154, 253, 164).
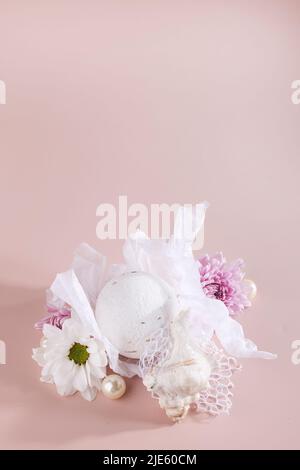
(95, 271, 178, 359)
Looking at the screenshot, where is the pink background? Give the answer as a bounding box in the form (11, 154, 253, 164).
(0, 1, 300, 450)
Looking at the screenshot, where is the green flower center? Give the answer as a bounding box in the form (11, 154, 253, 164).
(68, 342, 89, 365)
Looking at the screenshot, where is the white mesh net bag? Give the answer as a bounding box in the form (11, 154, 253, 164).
(139, 311, 241, 422)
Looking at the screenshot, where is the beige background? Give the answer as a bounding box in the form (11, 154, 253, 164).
(0, 0, 300, 449)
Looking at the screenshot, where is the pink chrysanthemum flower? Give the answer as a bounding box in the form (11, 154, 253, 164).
(198, 252, 251, 315)
(34, 304, 71, 330)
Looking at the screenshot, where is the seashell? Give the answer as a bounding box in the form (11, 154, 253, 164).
(165, 405, 189, 422)
(141, 311, 212, 422)
(95, 271, 178, 359)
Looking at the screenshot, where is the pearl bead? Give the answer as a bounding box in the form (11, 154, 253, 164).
(244, 279, 257, 300)
(101, 374, 126, 400)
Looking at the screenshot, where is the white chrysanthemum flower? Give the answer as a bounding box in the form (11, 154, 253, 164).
(32, 318, 107, 401)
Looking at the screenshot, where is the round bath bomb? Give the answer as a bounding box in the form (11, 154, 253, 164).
(95, 271, 178, 359)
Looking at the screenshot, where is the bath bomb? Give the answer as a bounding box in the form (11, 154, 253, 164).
(95, 271, 178, 359)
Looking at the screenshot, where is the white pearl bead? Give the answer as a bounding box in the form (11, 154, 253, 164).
(244, 279, 257, 300)
(101, 374, 126, 400)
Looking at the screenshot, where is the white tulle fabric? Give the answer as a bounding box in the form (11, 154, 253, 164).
(120, 204, 275, 360)
(49, 202, 275, 385)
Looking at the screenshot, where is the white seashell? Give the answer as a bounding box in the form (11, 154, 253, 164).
(142, 311, 212, 422)
(95, 271, 178, 359)
(165, 405, 189, 422)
